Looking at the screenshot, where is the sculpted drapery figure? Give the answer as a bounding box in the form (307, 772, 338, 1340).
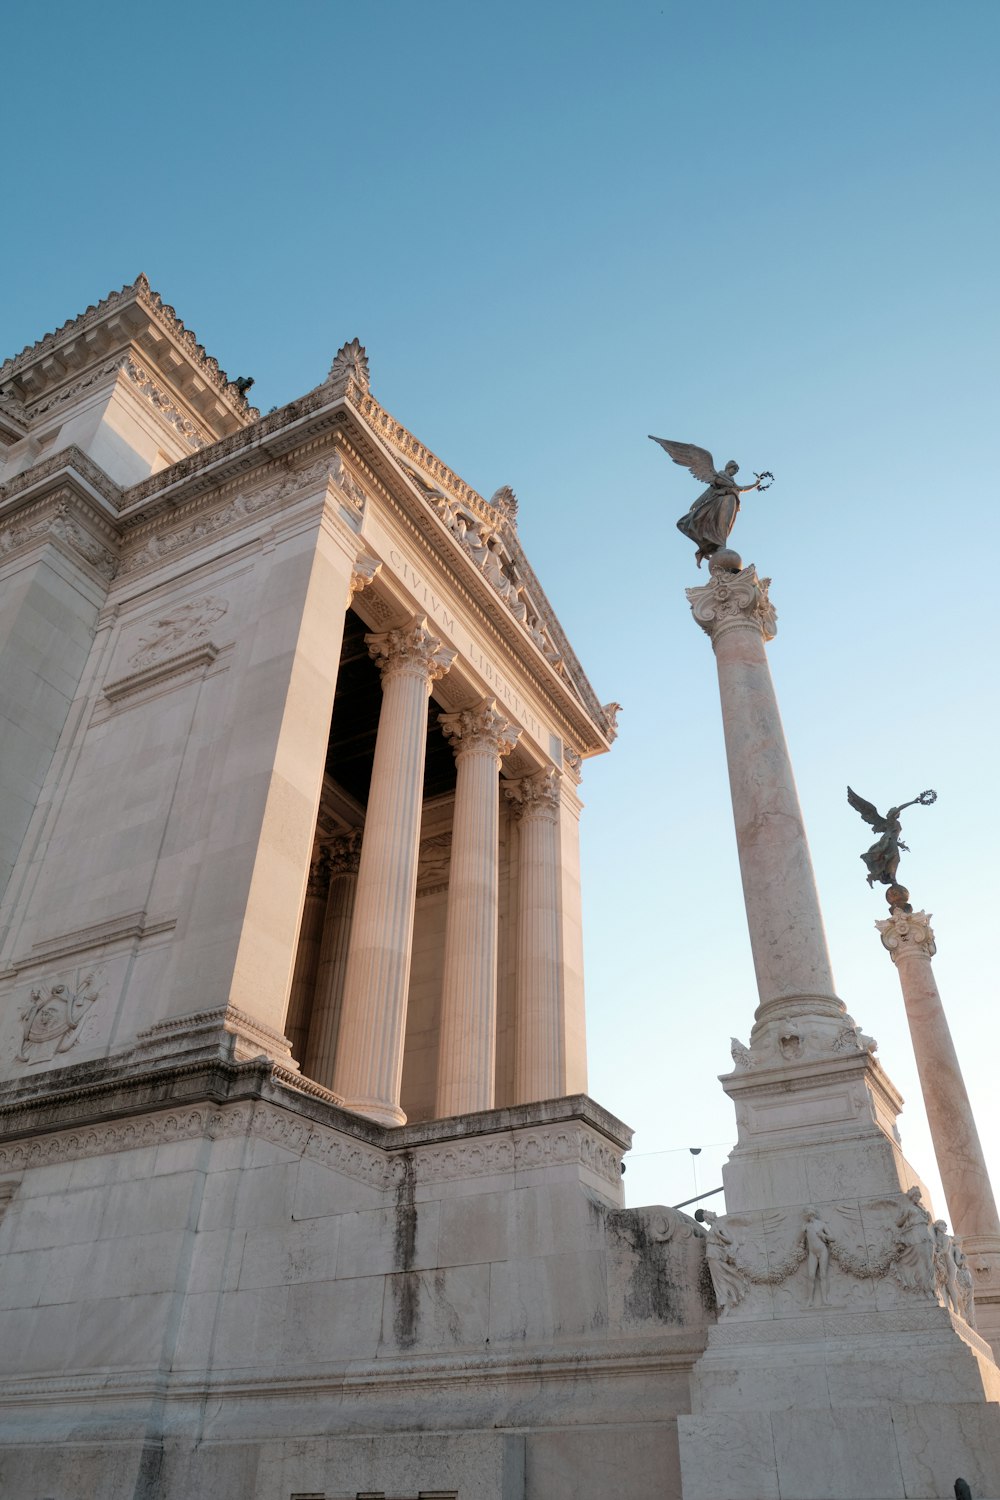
(846, 786, 937, 899)
(648, 437, 772, 567)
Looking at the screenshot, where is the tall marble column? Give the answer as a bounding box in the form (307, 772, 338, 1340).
(283, 850, 330, 1065)
(435, 700, 520, 1117)
(877, 908, 1000, 1248)
(332, 618, 455, 1125)
(504, 768, 564, 1104)
(687, 553, 847, 1050)
(303, 831, 362, 1090)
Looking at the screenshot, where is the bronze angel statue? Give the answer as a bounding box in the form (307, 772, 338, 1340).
(648, 437, 773, 567)
(846, 786, 937, 897)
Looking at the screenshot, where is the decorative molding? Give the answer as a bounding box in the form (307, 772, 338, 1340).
(7, 910, 175, 976)
(503, 767, 561, 822)
(0, 495, 118, 579)
(119, 356, 211, 449)
(0, 444, 123, 512)
(102, 643, 221, 707)
(686, 563, 777, 644)
(439, 698, 521, 764)
(326, 449, 367, 513)
(135, 1006, 296, 1066)
(349, 551, 382, 604)
(118, 471, 293, 574)
(366, 617, 456, 687)
(877, 908, 936, 962)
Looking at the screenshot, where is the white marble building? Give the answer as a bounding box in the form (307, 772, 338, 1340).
(0, 279, 998, 1500)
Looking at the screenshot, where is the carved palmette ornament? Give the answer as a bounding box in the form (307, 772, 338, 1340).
(327, 338, 370, 393)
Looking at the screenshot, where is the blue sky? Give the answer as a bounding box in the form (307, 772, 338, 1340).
(4, 1, 998, 1215)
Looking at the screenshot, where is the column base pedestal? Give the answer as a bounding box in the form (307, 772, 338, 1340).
(337, 1094, 407, 1127)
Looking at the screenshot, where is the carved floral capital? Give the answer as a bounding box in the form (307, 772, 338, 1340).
(365, 617, 456, 688)
(503, 767, 562, 822)
(325, 830, 362, 876)
(439, 699, 521, 764)
(877, 908, 937, 962)
(686, 564, 777, 644)
(349, 552, 381, 602)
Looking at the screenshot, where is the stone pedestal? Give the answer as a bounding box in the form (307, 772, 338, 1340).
(878, 906, 1000, 1353)
(332, 619, 455, 1125)
(435, 700, 519, 1117)
(678, 555, 1000, 1500)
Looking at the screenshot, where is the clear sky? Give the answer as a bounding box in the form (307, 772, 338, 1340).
(3, 0, 998, 1217)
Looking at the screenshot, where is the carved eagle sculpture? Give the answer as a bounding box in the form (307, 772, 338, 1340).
(648, 437, 771, 566)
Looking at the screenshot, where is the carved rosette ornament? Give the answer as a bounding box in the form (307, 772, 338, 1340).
(877, 908, 937, 962)
(439, 699, 520, 768)
(686, 562, 777, 645)
(365, 619, 456, 689)
(504, 767, 562, 823)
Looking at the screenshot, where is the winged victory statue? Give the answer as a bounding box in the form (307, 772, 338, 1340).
(846, 786, 937, 905)
(648, 437, 773, 567)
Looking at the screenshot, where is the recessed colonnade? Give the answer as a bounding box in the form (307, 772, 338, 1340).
(288, 614, 572, 1127)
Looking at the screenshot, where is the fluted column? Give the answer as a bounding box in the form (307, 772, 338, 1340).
(304, 831, 362, 1089)
(435, 700, 520, 1117)
(332, 618, 455, 1125)
(283, 851, 330, 1064)
(688, 554, 846, 1050)
(504, 769, 564, 1103)
(877, 909, 1000, 1241)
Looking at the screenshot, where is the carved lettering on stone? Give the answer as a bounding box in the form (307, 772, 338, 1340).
(128, 595, 229, 670)
(15, 968, 103, 1064)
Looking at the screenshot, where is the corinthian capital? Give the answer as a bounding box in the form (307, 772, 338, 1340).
(686, 564, 777, 644)
(366, 616, 456, 687)
(877, 909, 937, 962)
(439, 699, 521, 765)
(503, 767, 562, 822)
(326, 829, 362, 875)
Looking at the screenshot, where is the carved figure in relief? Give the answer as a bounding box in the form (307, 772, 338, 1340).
(846, 786, 937, 907)
(698, 1209, 748, 1311)
(648, 437, 773, 567)
(893, 1186, 937, 1296)
(932, 1221, 963, 1316)
(129, 595, 229, 670)
(16, 971, 102, 1064)
(803, 1208, 833, 1306)
(952, 1240, 977, 1325)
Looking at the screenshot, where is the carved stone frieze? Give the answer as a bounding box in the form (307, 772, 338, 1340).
(366, 618, 456, 687)
(876, 908, 936, 962)
(439, 698, 520, 765)
(0, 444, 123, 512)
(0, 496, 118, 579)
(697, 1186, 964, 1320)
(119, 356, 211, 450)
(14, 969, 104, 1064)
(503, 768, 561, 823)
(687, 563, 777, 644)
(127, 594, 229, 670)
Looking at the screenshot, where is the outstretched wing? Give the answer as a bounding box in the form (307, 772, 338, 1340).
(648, 436, 718, 485)
(847, 786, 888, 833)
